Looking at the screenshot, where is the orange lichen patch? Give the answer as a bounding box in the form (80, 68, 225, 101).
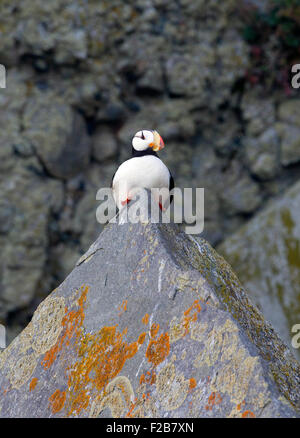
(140, 370, 156, 386)
(145, 333, 170, 366)
(242, 410, 256, 418)
(237, 400, 245, 411)
(41, 286, 88, 370)
(49, 389, 66, 414)
(141, 392, 151, 402)
(126, 399, 138, 418)
(150, 323, 160, 338)
(29, 377, 38, 391)
(205, 392, 222, 411)
(138, 333, 147, 345)
(150, 372, 156, 385)
(183, 300, 202, 335)
(189, 378, 197, 390)
(36, 285, 149, 418)
(118, 300, 128, 316)
(142, 314, 149, 325)
(140, 374, 146, 385)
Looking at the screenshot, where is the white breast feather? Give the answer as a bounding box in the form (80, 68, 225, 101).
(112, 156, 170, 208)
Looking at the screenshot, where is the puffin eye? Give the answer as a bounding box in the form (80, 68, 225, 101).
(141, 131, 145, 140)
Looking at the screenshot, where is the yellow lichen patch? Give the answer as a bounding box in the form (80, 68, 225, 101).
(169, 301, 202, 344)
(32, 296, 66, 355)
(41, 287, 88, 370)
(210, 354, 259, 405)
(29, 377, 38, 391)
(18, 322, 34, 354)
(156, 362, 190, 411)
(169, 316, 186, 344)
(8, 353, 37, 389)
(49, 389, 66, 414)
(145, 333, 170, 367)
(0, 322, 34, 374)
(89, 376, 134, 418)
(0, 345, 10, 370)
(192, 318, 263, 407)
(193, 319, 239, 368)
(190, 321, 208, 342)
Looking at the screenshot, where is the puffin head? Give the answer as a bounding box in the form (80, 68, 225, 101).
(132, 130, 165, 152)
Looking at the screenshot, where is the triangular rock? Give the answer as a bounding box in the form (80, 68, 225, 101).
(0, 197, 299, 418)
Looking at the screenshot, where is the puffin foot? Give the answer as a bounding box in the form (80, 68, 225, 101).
(159, 202, 166, 212)
(121, 198, 130, 206)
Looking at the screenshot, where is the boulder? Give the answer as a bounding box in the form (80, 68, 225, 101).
(218, 180, 300, 361)
(0, 157, 64, 331)
(23, 94, 91, 179)
(275, 123, 300, 167)
(91, 127, 118, 163)
(244, 128, 280, 180)
(276, 100, 300, 166)
(0, 196, 299, 418)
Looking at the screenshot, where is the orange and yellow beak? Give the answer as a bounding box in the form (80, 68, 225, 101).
(150, 130, 165, 152)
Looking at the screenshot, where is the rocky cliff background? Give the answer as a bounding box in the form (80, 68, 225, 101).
(0, 0, 300, 348)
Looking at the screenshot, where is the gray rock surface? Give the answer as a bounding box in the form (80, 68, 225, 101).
(276, 100, 300, 166)
(0, 200, 299, 418)
(218, 180, 300, 361)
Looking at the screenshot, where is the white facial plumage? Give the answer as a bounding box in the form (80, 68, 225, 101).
(132, 130, 154, 151)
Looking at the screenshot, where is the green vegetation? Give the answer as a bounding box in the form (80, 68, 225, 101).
(240, 0, 300, 90)
(243, 0, 300, 48)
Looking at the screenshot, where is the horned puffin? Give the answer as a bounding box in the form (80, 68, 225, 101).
(111, 130, 174, 210)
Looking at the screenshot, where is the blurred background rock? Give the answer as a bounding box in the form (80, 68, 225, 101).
(0, 0, 300, 358)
